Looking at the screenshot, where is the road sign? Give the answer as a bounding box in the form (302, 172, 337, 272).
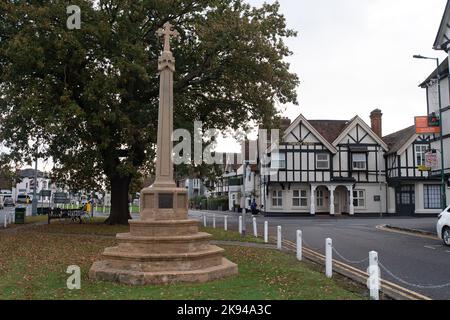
(54, 192, 69, 204)
(40, 190, 51, 197)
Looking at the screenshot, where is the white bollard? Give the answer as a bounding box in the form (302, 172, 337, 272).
(213, 214, 216, 229)
(203, 214, 207, 227)
(325, 238, 332, 278)
(296, 230, 302, 261)
(224, 215, 228, 231)
(368, 251, 380, 300)
(264, 221, 268, 243)
(277, 226, 282, 250)
(253, 217, 257, 237)
(4, 213, 7, 228)
(238, 216, 243, 234)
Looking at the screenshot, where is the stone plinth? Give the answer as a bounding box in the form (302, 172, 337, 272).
(89, 185, 238, 285)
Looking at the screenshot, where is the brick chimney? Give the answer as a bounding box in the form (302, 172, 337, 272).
(370, 109, 383, 138)
(280, 117, 292, 135)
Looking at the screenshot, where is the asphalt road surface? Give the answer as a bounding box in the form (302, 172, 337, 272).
(189, 210, 449, 300)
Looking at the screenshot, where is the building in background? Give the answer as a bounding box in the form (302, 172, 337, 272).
(184, 178, 206, 200)
(425, 0, 450, 206)
(259, 110, 388, 216)
(384, 125, 442, 215)
(13, 169, 52, 202)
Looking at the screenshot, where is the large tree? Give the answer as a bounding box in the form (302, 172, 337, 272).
(0, 0, 299, 224)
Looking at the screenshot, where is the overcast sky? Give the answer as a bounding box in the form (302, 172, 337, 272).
(246, 0, 448, 135)
(217, 0, 448, 152)
(30, 0, 450, 169)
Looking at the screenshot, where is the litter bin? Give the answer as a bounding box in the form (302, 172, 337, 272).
(15, 207, 26, 224)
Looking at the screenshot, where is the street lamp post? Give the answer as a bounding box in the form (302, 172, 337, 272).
(241, 161, 247, 236)
(31, 150, 38, 216)
(414, 55, 447, 210)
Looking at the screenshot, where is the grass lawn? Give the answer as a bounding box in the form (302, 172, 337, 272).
(0, 220, 365, 300)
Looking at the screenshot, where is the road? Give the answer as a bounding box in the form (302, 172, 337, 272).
(189, 210, 450, 300)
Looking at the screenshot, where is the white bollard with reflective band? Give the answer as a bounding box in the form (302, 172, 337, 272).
(238, 216, 243, 234)
(368, 251, 380, 300)
(277, 226, 282, 250)
(264, 221, 268, 243)
(253, 217, 257, 237)
(296, 230, 302, 261)
(326, 238, 332, 278)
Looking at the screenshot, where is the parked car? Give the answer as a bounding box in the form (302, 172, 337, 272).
(17, 194, 31, 204)
(436, 205, 450, 246)
(3, 197, 15, 207)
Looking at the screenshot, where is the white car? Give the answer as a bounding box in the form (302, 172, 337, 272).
(436, 205, 450, 246)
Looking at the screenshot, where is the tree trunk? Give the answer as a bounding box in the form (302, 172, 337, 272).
(106, 175, 132, 225)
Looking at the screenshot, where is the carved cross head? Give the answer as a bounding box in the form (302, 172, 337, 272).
(156, 22, 179, 52)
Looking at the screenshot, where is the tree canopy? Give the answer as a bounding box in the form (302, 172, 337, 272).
(0, 0, 299, 224)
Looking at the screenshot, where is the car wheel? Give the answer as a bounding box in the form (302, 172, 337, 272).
(443, 227, 450, 247)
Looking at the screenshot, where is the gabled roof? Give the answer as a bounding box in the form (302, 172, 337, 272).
(434, 0, 450, 51)
(419, 57, 448, 88)
(309, 120, 351, 144)
(332, 116, 389, 151)
(383, 125, 417, 155)
(282, 114, 338, 153)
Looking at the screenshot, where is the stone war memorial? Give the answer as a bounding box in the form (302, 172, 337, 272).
(89, 22, 238, 285)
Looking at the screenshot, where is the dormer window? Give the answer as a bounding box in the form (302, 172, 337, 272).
(352, 153, 367, 170)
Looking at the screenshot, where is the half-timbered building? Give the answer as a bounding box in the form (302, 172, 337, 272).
(260, 110, 389, 216)
(383, 126, 443, 215)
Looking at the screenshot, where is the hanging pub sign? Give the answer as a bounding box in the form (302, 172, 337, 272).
(425, 150, 438, 170)
(415, 116, 441, 134)
(428, 113, 440, 127)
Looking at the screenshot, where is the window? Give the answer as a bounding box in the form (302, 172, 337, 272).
(271, 153, 286, 169)
(424, 185, 441, 209)
(272, 190, 283, 207)
(316, 153, 330, 170)
(293, 190, 308, 207)
(353, 190, 366, 208)
(316, 190, 324, 207)
(352, 153, 367, 170)
(415, 145, 428, 166)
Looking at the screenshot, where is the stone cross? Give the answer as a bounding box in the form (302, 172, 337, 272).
(156, 22, 179, 53)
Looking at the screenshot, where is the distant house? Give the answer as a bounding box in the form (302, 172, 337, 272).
(14, 169, 51, 201)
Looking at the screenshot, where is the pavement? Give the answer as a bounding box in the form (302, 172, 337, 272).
(189, 210, 450, 300)
(384, 219, 437, 235)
